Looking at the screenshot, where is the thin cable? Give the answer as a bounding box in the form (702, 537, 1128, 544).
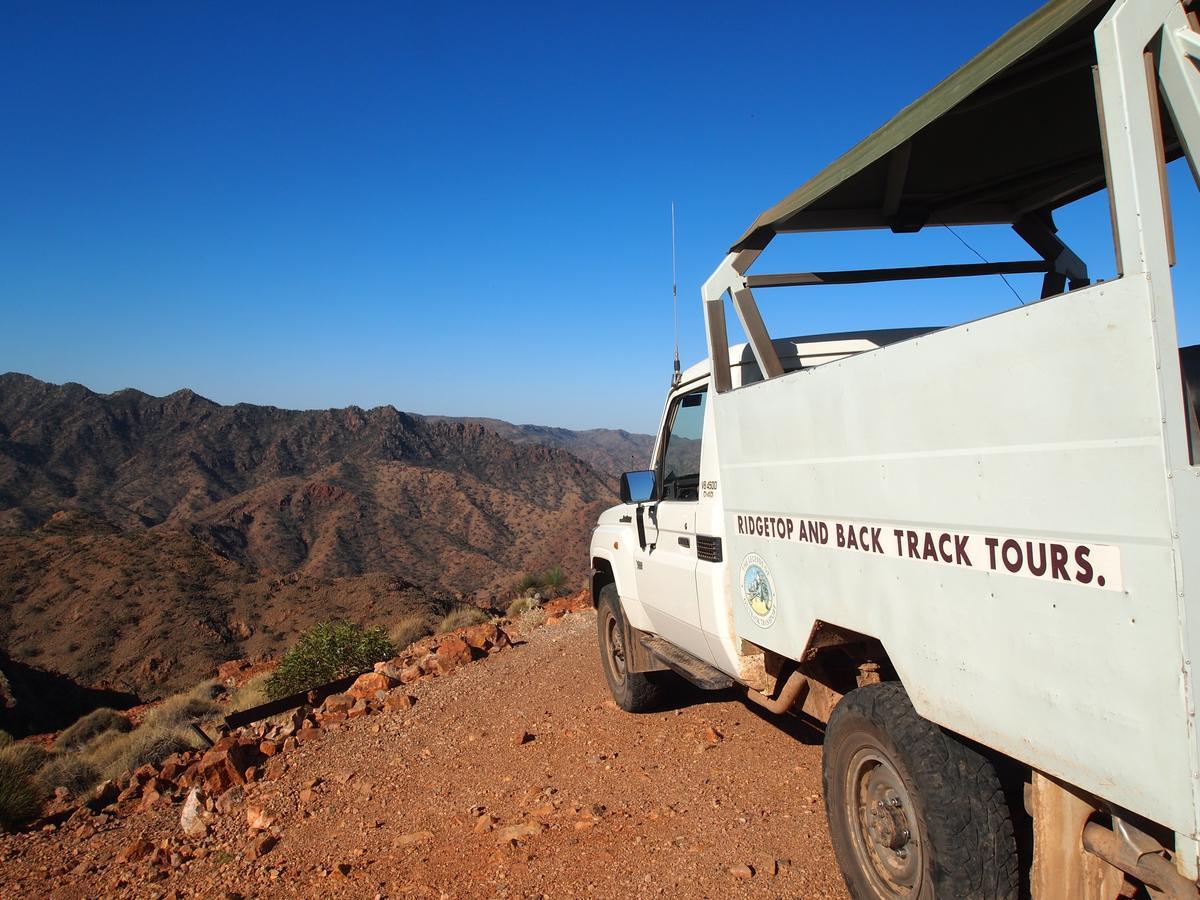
(939, 220, 1025, 306)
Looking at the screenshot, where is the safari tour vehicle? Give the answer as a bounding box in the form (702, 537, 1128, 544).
(589, 0, 1200, 897)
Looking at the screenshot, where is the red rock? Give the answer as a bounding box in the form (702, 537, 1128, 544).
(373, 659, 405, 680)
(435, 636, 471, 668)
(320, 711, 347, 724)
(259, 740, 278, 758)
(383, 690, 414, 712)
(132, 763, 157, 785)
(158, 761, 184, 783)
(115, 837, 154, 864)
(347, 699, 370, 719)
(399, 664, 423, 684)
(296, 727, 321, 745)
(515, 730, 535, 745)
(248, 833, 278, 860)
(543, 590, 589, 618)
(346, 672, 396, 700)
(459, 622, 500, 651)
(196, 741, 260, 794)
(282, 736, 298, 753)
(322, 693, 354, 714)
(262, 756, 287, 782)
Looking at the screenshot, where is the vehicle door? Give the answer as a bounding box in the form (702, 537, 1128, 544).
(635, 387, 714, 663)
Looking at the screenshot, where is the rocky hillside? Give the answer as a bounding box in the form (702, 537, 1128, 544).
(421, 415, 654, 476)
(0, 604, 847, 898)
(0, 373, 626, 697)
(0, 373, 613, 590)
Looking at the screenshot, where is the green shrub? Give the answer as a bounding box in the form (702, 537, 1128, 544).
(0, 759, 39, 829)
(542, 566, 567, 589)
(0, 743, 50, 779)
(36, 754, 99, 798)
(506, 597, 537, 618)
(517, 572, 543, 592)
(437, 606, 489, 633)
(87, 725, 196, 782)
(56, 708, 131, 751)
(390, 613, 437, 650)
(265, 622, 396, 700)
(142, 693, 219, 730)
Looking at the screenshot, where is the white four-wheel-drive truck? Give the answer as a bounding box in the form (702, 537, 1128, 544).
(588, 1, 1200, 897)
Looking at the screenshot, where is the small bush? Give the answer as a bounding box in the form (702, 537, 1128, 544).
(0, 760, 39, 829)
(56, 708, 131, 751)
(0, 743, 50, 779)
(390, 613, 437, 650)
(543, 566, 567, 589)
(36, 755, 99, 798)
(437, 606, 489, 633)
(517, 572, 543, 592)
(506, 597, 537, 618)
(142, 693, 219, 730)
(265, 622, 396, 700)
(87, 725, 195, 782)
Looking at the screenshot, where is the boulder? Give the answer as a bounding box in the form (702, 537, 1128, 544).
(322, 693, 354, 714)
(346, 672, 396, 700)
(196, 738, 260, 794)
(399, 664, 423, 684)
(180, 788, 207, 839)
(458, 622, 500, 651)
(435, 636, 471, 668)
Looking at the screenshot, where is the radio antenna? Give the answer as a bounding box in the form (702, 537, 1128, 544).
(671, 201, 681, 387)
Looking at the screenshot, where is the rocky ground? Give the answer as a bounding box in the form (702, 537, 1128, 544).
(0, 604, 847, 898)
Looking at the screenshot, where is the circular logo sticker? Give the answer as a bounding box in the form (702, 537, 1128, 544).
(740, 553, 777, 628)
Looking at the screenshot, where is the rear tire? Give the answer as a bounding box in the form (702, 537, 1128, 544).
(823, 681, 1018, 900)
(596, 584, 669, 712)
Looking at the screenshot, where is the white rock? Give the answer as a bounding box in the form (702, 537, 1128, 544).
(180, 787, 207, 838)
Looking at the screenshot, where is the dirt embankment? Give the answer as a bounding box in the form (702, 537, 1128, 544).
(0, 608, 848, 898)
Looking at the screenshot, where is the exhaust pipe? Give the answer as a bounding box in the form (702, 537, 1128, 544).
(745, 670, 809, 715)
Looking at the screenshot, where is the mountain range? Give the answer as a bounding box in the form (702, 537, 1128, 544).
(0, 372, 652, 699)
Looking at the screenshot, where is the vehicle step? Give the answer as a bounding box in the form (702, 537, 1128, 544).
(639, 636, 735, 690)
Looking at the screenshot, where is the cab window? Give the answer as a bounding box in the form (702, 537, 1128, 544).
(658, 389, 706, 501)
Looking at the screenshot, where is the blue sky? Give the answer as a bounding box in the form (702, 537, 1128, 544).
(2, 1, 1196, 432)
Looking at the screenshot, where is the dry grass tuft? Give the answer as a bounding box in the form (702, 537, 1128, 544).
(35, 754, 100, 798)
(0, 743, 50, 779)
(87, 724, 198, 782)
(390, 613, 438, 650)
(56, 708, 131, 751)
(229, 672, 270, 713)
(142, 691, 219, 731)
(0, 757, 39, 829)
(506, 596, 538, 618)
(437, 606, 489, 633)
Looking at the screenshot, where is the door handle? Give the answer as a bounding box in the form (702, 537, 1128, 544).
(678, 537, 691, 548)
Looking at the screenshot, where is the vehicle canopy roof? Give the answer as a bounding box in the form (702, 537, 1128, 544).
(731, 0, 1183, 252)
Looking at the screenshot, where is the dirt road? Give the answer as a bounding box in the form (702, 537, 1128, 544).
(0, 610, 848, 898)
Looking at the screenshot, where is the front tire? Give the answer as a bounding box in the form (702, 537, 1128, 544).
(596, 584, 669, 712)
(823, 681, 1018, 900)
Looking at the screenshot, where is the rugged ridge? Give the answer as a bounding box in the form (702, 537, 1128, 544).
(0, 373, 624, 695)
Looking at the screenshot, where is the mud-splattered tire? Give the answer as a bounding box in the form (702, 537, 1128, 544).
(823, 681, 1019, 900)
(596, 584, 669, 712)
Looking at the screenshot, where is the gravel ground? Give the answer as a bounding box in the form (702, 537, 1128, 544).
(0, 609, 849, 898)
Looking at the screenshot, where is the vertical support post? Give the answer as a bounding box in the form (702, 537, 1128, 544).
(1030, 771, 1125, 900)
(732, 287, 784, 380)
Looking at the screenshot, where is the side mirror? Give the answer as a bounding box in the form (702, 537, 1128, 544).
(619, 470, 656, 504)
